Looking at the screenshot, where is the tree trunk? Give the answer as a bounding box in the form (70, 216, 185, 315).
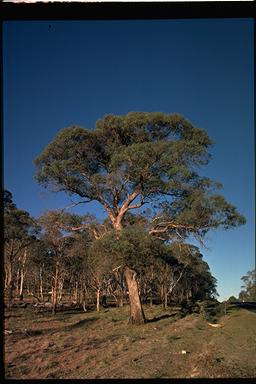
(19, 269, 25, 300)
(74, 281, 78, 303)
(16, 269, 20, 295)
(96, 288, 100, 312)
(119, 292, 124, 307)
(111, 215, 145, 324)
(161, 283, 168, 310)
(164, 287, 168, 310)
(124, 266, 146, 324)
(82, 287, 88, 312)
(6, 263, 14, 304)
(39, 266, 44, 301)
(52, 263, 59, 315)
(58, 279, 63, 303)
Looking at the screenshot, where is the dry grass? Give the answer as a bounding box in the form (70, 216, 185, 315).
(4, 304, 256, 379)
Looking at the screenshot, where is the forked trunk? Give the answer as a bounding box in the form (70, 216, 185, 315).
(124, 266, 146, 324)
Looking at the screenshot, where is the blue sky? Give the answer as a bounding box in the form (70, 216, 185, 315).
(3, 19, 254, 301)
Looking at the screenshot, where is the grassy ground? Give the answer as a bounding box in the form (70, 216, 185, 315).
(4, 303, 256, 379)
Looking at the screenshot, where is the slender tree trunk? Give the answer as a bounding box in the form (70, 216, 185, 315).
(19, 269, 25, 300)
(4, 271, 8, 290)
(164, 287, 168, 310)
(39, 266, 44, 301)
(96, 288, 100, 312)
(119, 291, 124, 307)
(161, 283, 168, 310)
(7, 262, 14, 304)
(18, 247, 27, 300)
(52, 263, 59, 315)
(150, 267, 154, 307)
(74, 281, 78, 303)
(82, 286, 88, 312)
(124, 266, 146, 324)
(58, 279, 63, 302)
(16, 269, 20, 295)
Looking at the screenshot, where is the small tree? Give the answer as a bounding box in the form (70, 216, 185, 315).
(239, 269, 256, 302)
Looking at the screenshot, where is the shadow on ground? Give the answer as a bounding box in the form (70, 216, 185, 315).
(146, 312, 181, 323)
(10, 316, 99, 339)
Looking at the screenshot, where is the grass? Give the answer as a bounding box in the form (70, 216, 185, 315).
(4, 303, 256, 379)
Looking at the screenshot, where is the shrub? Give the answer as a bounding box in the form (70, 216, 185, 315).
(197, 300, 225, 323)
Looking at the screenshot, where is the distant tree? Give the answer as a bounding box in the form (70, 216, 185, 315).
(34, 112, 246, 324)
(37, 211, 86, 313)
(239, 269, 256, 302)
(227, 296, 238, 303)
(37, 210, 95, 311)
(4, 190, 38, 302)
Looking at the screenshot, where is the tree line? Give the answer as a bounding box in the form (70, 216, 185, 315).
(4, 112, 246, 323)
(4, 191, 218, 313)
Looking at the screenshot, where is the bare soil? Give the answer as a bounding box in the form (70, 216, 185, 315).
(4, 303, 256, 379)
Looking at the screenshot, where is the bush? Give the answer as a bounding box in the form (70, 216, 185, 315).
(197, 300, 225, 323)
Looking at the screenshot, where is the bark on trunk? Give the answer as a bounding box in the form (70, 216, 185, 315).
(162, 285, 168, 310)
(124, 266, 146, 324)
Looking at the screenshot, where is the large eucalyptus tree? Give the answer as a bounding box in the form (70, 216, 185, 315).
(34, 112, 245, 323)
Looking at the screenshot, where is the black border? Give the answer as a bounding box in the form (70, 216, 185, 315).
(1, 1, 255, 383)
(0, 1, 255, 21)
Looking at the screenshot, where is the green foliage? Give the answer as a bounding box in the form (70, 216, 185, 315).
(239, 269, 256, 301)
(4, 190, 38, 253)
(197, 299, 225, 323)
(227, 296, 238, 303)
(34, 111, 245, 246)
(90, 226, 164, 273)
(34, 112, 215, 212)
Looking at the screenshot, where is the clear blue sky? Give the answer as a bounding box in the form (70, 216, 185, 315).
(3, 19, 254, 301)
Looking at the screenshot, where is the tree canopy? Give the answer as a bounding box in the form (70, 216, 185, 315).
(34, 112, 245, 237)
